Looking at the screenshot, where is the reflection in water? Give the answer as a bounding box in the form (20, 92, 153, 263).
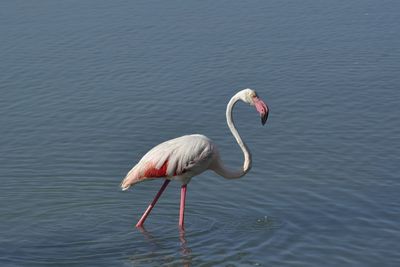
(136, 226, 193, 266)
(137, 226, 155, 242)
(179, 228, 192, 267)
(131, 215, 281, 266)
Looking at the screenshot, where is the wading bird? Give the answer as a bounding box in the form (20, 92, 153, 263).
(121, 88, 269, 229)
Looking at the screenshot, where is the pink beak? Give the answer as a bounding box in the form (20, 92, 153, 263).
(253, 97, 269, 125)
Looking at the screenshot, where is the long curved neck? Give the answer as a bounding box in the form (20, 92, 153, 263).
(213, 94, 252, 179)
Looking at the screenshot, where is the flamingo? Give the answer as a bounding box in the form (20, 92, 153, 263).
(121, 88, 269, 229)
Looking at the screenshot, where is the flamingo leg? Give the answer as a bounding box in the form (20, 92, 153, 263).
(179, 184, 187, 229)
(136, 179, 170, 228)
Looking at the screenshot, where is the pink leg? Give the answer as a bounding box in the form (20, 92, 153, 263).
(136, 179, 170, 228)
(179, 184, 187, 229)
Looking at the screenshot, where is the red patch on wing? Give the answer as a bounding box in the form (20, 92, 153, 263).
(143, 160, 169, 178)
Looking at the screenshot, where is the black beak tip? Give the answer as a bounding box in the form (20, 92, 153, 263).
(261, 112, 268, 125)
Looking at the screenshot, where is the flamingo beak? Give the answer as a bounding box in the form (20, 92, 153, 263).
(253, 97, 269, 125)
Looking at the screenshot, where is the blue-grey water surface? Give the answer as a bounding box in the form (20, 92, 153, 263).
(1, 1, 400, 266)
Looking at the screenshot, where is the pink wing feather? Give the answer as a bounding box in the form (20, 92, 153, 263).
(121, 134, 215, 190)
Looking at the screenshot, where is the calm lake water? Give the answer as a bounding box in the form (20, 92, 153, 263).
(1, 1, 399, 266)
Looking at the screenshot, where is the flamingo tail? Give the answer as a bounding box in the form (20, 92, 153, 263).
(120, 167, 140, 190)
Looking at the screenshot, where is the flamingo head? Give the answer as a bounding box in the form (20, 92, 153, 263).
(240, 88, 269, 125)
